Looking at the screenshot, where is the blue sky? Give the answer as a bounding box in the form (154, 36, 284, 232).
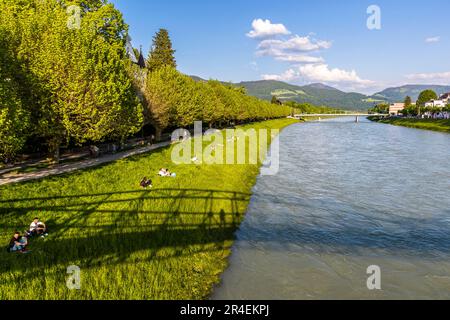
(111, 0, 450, 94)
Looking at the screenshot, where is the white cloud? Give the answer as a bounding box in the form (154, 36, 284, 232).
(247, 19, 376, 92)
(262, 64, 375, 91)
(425, 36, 440, 43)
(298, 64, 373, 85)
(405, 71, 450, 84)
(274, 55, 325, 64)
(255, 35, 331, 65)
(246, 19, 291, 39)
(258, 36, 331, 53)
(262, 69, 298, 82)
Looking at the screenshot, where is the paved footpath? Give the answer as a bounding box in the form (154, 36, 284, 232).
(0, 141, 171, 186)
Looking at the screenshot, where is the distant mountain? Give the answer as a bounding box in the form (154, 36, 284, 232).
(369, 85, 450, 103)
(190, 75, 206, 83)
(234, 80, 371, 111)
(190, 76, 450, 111)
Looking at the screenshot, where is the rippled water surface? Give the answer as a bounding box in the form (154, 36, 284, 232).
(213, 118, 450, 300)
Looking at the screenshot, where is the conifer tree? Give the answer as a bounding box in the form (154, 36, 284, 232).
(147, 29, 177, 72)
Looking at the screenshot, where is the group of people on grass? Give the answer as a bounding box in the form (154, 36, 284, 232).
(139, 168, 177, 189)
(7, 217, 48, 254)
(158, 168, 176, 177)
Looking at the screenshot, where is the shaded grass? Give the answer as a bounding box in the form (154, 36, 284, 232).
(374, 118, 450, 134)
(0, 119, 298, 300)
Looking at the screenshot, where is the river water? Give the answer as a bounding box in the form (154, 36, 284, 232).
(213, 117, 450, 300)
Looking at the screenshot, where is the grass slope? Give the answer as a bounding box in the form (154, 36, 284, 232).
(375, 118, 450, 133)
(0, 119, 298, 300)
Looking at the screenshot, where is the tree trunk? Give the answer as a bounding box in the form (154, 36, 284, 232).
(49, 139, 61, 164)
(155, 127, 162, 142)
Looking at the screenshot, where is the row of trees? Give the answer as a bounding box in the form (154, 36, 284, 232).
(283, 101, 345, 114)
(140, 29, 293, 137)
(0, 1, 292, 163)
(0, 0, 143, 162)
(144, 67, 293, 137)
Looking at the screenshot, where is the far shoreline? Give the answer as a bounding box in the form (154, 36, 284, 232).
(368, 117, 450, 134)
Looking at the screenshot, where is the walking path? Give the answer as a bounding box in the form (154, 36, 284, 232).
(0, 141, 171, 186)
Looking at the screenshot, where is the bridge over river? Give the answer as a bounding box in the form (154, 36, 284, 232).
(293, 113, 386, 122)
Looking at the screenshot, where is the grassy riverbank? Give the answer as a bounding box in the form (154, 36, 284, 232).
(0, 118, 298, 300)
(370, 117, 450, 133)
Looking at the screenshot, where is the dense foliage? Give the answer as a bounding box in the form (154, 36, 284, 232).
(417, 90, 438, 107)
(144, 67, 293, 137)
(0, 26, 30, 161)
(0, 0, 143, 161)
(284, 101, 345, 114)
(368, 103, 389, 114)
(0, 1, 293, 162)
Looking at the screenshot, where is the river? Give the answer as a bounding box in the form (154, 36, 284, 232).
(213, 117, 450, 300)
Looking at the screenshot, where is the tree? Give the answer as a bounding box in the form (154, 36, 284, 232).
(417, 89, 438, 115)
(271, 96, 282, 105)
(404, 96, 412, 108)
(0, 1, 32, 162)
(417, 90, 437, 106)
(144, 66, 179, 139)
(369, 103, 389, 114)
(0, 0, 143, 162)
(0, 34, 30, 162)
(147, 29, 177, 72)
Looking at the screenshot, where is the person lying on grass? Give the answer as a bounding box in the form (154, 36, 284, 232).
(158, 168, 176, 177)
(28, 217, 49, 238)
(8, 232, 29, 253)
(140, 177, 153, 189)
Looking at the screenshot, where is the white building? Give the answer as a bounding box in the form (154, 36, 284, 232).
(425, 99, 447, 108)
(425, 93, 450, 108)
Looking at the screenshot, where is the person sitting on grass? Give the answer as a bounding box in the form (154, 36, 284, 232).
(140, 177, 153, 189)
(158, 168, 176, 177)
(29, 217, 49, 238)
(8, 232, 29, 253)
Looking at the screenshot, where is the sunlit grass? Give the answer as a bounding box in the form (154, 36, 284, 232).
(377, 118, 450, 133)
(0, 119, 297, 300)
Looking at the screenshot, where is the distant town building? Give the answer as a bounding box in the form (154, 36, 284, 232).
(425, 99, 447, 108)
(440, 93, 450, 101)
(425, 93, 450, 108)
(389, 103, 405, 116)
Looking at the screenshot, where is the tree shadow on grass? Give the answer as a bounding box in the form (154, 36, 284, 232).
(0, 188, 251, 274)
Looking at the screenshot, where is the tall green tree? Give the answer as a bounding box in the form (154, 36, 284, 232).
(271, 96, 282, 105)
(0, 0, 143, 161)
(147, 29, 177, 72)
(404, 96, 412, 108)
(417, 90, 438, 116)
(0, 29, 30, 162)
(417, 90, 437, 106)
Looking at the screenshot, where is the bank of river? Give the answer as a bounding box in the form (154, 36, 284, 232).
(0, 118, 298, 300)
(371, 117, 450, 134)
(213, 117, 450, 300)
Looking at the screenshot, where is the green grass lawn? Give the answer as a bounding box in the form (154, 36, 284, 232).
(376, 118, 450, 133)
(0, 118, 297, 300)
